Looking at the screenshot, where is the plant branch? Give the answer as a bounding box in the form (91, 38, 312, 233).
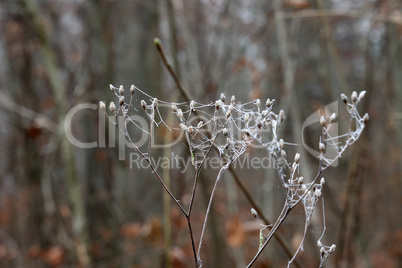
(154, 38, 303, 267)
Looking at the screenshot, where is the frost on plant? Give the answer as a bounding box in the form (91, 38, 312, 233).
(100, 85, 368, 267)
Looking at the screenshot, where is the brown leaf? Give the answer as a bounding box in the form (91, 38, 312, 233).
(41, 246, 64, 267)
(59, 205, 71, 218)
(25, 124, 42, 139)
(170, 247, 187, 268)
(284, 0, 311, 10)
(28, 245, 41, 259)
(141, 217, 163, 246)
(121, 223, 141, 240)
(226, 216, 246, 248)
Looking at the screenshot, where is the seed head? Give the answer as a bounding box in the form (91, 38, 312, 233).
(351, 91, 358, 103)
(99, 101, 106, 111)
(330, 113, 336, 123)
(188, 126, 194, 134)
(119, 96, 125, 106)
(257, 121, 263, 129)
(130, 85, 135, 95)
(315, 188, 322, 197)
(363, 113, 369, 124)
(141, 100, 146, 110)
(294, 153, 300, 163)
(228, 104, 234, 113)
(119, 85, 124, 96)
(197, 121, 203, 129)
(177, 109, 183, 121)
(319, 142, 325, 153)
(231, 95, 235, 105)
(223, 128, 228, 136)
(215, 100, 221, 110)
(262, 110, 269, 117)
(320, 247, 325, 258)
(341, 93, 348, 104)
(255, 99, 260, 107)
(251, 208, 258, 219)
(320, 116, 326, 127)
(359, 91, 366, 100)
(279, 110, 285, 121)
(109, 84, 115, 92)
(171, 102, 177, 112)
(281, 149, 287, 159)
(226, 110, 231, 119)
(220, 93, 226, 103)
(243, 129, 250, 136)
(152, 98, 158, 109)
(190, 100, 196, 111)
(279, 139, 284, 149)
(265, 98, 272, 107)
(320, 177, 325, 185)
(226, 138, 233, 149)
(329, 244, 336, 253)
(179, 123, 187, 131)
(109, 102, 116, 112)
(298, 177, 304, 184)
(244, 113, 250, 122)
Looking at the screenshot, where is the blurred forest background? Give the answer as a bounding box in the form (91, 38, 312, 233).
(0, 0, 401, 267)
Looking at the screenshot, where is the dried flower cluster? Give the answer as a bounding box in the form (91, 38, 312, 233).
(100, 85, 368, 267)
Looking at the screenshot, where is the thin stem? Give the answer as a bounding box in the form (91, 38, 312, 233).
(148, 107, 155, 155)
(288, 204, 313, 268)
(197, 165, 229, 261)
(187, 219, 198, 267)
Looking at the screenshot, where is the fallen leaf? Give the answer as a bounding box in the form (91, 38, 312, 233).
(41, 246, 64, 266)
(226, 216, 246, 248)
(121, 223, 141, 239)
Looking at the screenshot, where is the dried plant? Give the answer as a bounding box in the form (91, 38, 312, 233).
(100, 85, 368, 267)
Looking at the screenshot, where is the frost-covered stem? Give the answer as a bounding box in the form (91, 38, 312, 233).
(287, 206, 313, 267)
(147, 107, 155, 155)
(197, 164, 229, 264)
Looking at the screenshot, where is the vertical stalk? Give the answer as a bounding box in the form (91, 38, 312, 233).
(162, 112, 173, 268)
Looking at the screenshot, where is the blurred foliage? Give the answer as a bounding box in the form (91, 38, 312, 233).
(0, 0, 401, 267)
